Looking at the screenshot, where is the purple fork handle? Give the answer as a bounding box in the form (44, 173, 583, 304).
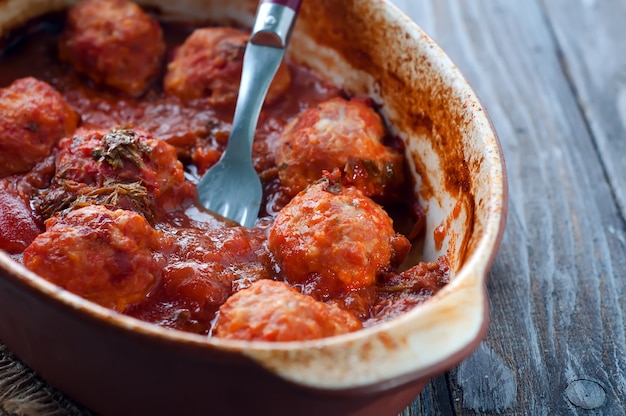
(260, 0, 302, 13)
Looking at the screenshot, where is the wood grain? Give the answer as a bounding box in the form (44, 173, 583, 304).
(392, 0, 626, 414)
(542, 0, 626, 221)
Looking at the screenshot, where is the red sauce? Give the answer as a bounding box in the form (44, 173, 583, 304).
(0, 8, 449, 340)
(434, 223, 446, 251)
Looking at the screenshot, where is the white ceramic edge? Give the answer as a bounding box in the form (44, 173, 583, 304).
(0, 0, 506, 392)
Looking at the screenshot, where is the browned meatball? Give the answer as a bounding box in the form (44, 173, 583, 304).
(164, 27, 291, 107)
(275, 97, 404, 198)
(213, 280, 362, 341)
(58, 0, 165, 95)
(0, 77, 78, 177)
(23, 205, 174, 312)
(268, 174, 411, 299)
(37, 127, 194, 220)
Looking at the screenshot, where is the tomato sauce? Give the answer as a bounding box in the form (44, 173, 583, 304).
(0, 8, 449, 340)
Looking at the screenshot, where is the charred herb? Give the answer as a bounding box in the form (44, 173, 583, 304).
(37, 179, 155, 223)
(321, 168, 343, 195)
(91, 128, 151, 170)
(345, 158, 397, 184)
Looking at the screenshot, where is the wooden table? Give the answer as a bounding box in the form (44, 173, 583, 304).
(397, 0, 626, 414)
(2, 0, 625, 415)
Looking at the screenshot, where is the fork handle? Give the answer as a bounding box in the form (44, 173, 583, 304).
(222, 1, 299, 160)
(260, 0, 302, 13)
(250, 1, 300, 48)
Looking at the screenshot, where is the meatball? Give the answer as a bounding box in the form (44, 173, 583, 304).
(23, 205, 174, 312)
(268, 174, 411, 299)
(0, 77, 78, 177)
(58, 0, 165, 95)
(213, 280, 362, 341)
(164, 27, 291, 107)
(37, 127, 193, 220)
(275, 97, 404, 198)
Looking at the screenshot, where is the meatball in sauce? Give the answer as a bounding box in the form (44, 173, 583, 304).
(35, 126, 195, 223)
(58, 0, 166, 95)
(0, 77, 78, 177)
(214, 280, 362, 342)
(23, 205, 173, 312)
(275, 96, 404, 199)
(164, 27, 291, 107)
(269, 172, 410, 300)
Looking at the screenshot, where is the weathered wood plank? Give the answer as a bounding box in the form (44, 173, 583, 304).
(541, 0, 626, 223)
(392, 0, 626, 414)
(399, 375, 455, 416)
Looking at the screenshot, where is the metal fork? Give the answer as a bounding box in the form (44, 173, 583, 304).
(196, 0, 302, 228)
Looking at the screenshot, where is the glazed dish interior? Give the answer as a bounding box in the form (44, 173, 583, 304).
(0, 0, 505, 391)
